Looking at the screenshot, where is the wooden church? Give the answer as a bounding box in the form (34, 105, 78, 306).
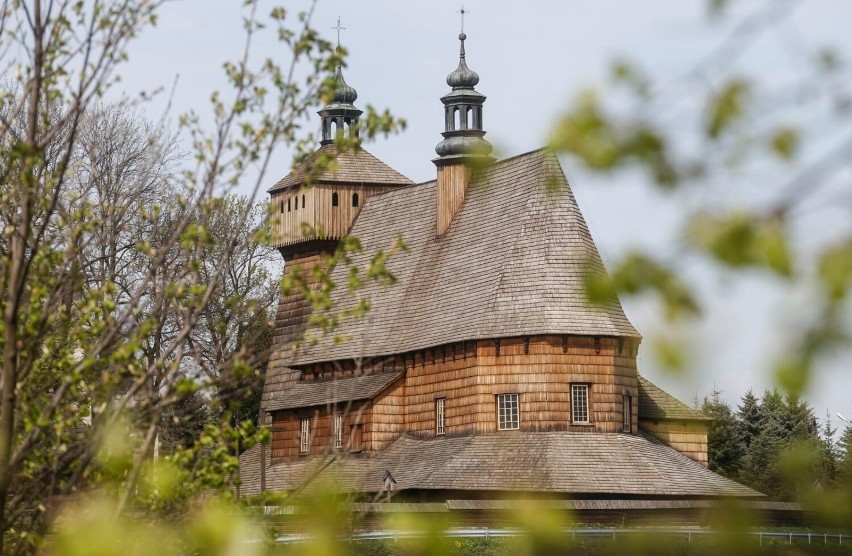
(239, 29, 792, 523)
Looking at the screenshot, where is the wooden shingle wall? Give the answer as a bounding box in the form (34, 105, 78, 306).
(271, 334, 642, 459)
(436, 164, 472, 236)
(270, 401, 370, 460)
(403, 342, 480, 436)
(260, 251, 330, 416)
(271, 184, 389, 249)
(368, 382, 406, 451)
(472, 336, 638, 434)
(640, 420, 709, 467)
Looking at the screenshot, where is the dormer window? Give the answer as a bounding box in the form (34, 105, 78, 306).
(332, 192, 339, 207)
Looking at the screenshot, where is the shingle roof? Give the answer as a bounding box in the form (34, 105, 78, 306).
(264, 372, 402, 412)
(291, 149, 639, 366)
(238, 431, 761, 498)
(268, 144, 414, 193)
(638, 376, 710, 422)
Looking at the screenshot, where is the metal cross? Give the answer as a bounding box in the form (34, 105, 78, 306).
(332, 16, 346, 48)
(456, 4, 469, 33)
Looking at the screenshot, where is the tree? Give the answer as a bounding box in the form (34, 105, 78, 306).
(838, 425, 852, 486)
(702, 389, 744, 478)
(0, 0, 408, 551)
(737, 389, 761, 449)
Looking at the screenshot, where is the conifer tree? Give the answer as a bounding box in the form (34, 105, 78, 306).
(839, 425, 852, 486)
(702, 390, 744, 478)
(738, 389, 762, 448)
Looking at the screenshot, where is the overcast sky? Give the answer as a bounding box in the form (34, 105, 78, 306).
(117, 0, 852, 423)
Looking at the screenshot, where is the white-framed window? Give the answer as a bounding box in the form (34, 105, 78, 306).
(334, 413, 344, 449)
(300, 417, 311, 453)
(571, 384, 590, 424)
(436, 398, 446, 435)
(623, 395, 632, 433)
(497, 393, 520, 430)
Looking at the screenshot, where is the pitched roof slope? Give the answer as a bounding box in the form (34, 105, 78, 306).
(638, 375, 710, 421)
(239, 431, 761, 498)
(292, 149, 638, 365)
(265, 372, 402, 411)
(269, 144, 414, 192)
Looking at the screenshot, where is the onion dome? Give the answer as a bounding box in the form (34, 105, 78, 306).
(446, 33, 480, 89)
(331, 67, 358, 104)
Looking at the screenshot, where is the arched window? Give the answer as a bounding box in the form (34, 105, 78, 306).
(287, 198, 291, 212)
(352, 193, 359, 207)
(294, 195, 298, 211)
(453, 107, 461, 131)
(302, 194, 306, 208)
(279, 200, 284, 214)
(466, 106, 473, 130)
(332, 192, 339, 207)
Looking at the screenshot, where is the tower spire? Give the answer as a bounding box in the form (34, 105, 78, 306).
(433, 26, 494, 168)
(319, 17, 361, 146)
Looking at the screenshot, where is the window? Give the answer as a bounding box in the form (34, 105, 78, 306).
(436, 398, 446, 435)
(332, 192, 339, 207)
(300, 417, 311, 453)
(287, 198, 291, 212)
(497, 393, 519, 430)
(623, 395, 632, 433)
(302, 194, 306, 209)
(352, 192, 359, 207)
(294, 195, 298, 211)
(572, 384, 590, 424)
(279, 200, 284, 214)
(334, 414, 343, 449)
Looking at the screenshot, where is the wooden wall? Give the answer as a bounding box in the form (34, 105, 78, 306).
(271, 184, 389, 249)
(640, 420, 709, 467)
(272, 334, 647, 460)
(436, 163, 472, 236)
(470, 336, 638, 434)
(403, 342, 480, 437)
(270, 401, 370, 461)
(368, 381, 406, 451)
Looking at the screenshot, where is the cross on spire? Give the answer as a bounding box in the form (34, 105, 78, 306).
(456, 4, 469, 34)
(332, 16, 346, 48)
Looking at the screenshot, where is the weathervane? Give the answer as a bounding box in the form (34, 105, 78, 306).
(332, 16, 346, 48)
(456, 4, 469, 33)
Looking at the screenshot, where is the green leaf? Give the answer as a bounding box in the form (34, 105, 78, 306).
(769, 127, 799, 161)
(686, 211, 793, 276)
(706, 79, 750, 139)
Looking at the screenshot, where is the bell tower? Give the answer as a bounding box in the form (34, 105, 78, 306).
(261, 37, 413, 416)
(433, 29, 495, 236)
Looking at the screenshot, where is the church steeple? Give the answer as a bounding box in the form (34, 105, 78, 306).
(433, 24, 494, 236)
(319, 66, 363, 145)
(433, 31, 494, 167)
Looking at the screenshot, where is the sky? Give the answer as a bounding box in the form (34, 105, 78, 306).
(116, 0, 852, 424)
